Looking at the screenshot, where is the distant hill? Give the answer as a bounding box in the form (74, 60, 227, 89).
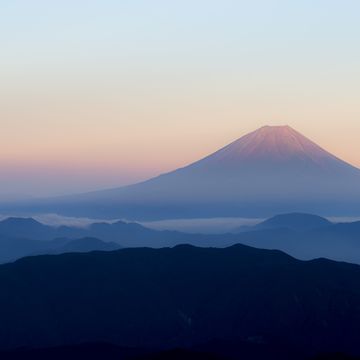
(7, 125, 360, 220)
(0, 217, 57, 241)
(0, 245, 360, 358)
(0, 217, 161, 243)
(236, 213, 332, 232)
(0, 217, 186, 263)
(0, 217, 160, 238)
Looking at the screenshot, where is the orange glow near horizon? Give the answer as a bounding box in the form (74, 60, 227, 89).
(1, 1, 360, 196)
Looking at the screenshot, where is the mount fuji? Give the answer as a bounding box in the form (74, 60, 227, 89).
(14, 125, 360, 220)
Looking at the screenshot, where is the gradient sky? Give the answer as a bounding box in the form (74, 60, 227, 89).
(1, 0, 360, 197)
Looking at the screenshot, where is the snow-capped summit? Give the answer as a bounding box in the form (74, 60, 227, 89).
(190, 125, 357, 175)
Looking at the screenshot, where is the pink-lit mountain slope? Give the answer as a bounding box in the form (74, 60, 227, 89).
(20, 126, 360, 220)
(192, 125, 355, 172)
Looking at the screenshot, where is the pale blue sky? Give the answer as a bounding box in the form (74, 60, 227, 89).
(1, 1, 360, 196)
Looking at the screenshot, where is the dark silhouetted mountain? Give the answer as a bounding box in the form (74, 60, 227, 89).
(8, 125, 360, 220)
(236, 213, 332, 232)
(0, 245, 360, 358)
(0, 342, 357, 360)
(0, 344, 227, 360)
(0, 343, 357, 360)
